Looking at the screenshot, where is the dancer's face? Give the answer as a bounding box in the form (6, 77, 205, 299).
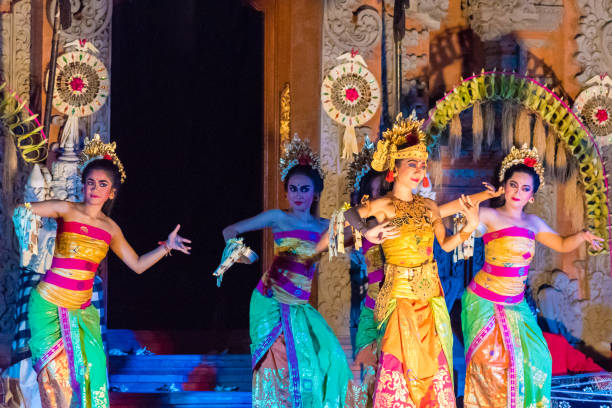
(287, 174, 316, 212)
(504, 172, 534, 208)
(83, 169, 115, 206)
(396, 159, 427, 189)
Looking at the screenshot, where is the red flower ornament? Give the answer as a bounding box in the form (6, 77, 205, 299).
(103, 154, 113, 161)
(524, 157, 537, 167)
(345, 87, 359, 102)
(298, 155, 311, 166)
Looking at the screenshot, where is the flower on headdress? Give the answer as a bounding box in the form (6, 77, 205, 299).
(103, 154, 113, 161)
(405, 131, 420, 147)
(524, 157, 537, 167)
(298, 154, 312, 166)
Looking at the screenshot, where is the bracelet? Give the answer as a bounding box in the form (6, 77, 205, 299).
(158, 240, 172, 256)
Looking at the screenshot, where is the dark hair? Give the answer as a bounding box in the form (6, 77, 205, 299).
(283, 165, 324, 193)
(350, 170, 386, 206)
(284, 165, 324, 216)
(82, 158, 121, 215)
(501, 163, 541, 193)
(491, 163, 540, 208)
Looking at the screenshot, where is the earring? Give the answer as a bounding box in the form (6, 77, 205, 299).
(529, 198, 534, 203)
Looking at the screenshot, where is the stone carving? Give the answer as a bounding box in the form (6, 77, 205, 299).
(320, 1, 383, 336)
(575, 0, 612, 84)
(461, 0, 562, 42)
(323, 0, 382, 58)
(0, 0, 32, 335)
(47, 0, 112, 41)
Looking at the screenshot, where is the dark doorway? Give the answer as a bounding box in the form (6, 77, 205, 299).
(109, 1, 264, 332)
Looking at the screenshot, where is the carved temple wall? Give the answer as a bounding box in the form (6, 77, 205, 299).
(0, 0, 610, 361)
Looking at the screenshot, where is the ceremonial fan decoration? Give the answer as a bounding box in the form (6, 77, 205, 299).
(53, 39, 109, 151)
(573, 74, 612, 146)
(0, 83, 47, 163)
(213, 238, 258, 287)
(53, 39, 109, 117)
(321, 50, 381, 159)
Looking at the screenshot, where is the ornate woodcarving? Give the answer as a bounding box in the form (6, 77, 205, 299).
(319, 0, 382, 336)
(279, 82, 291, 148)
(0, 0, 32, 335)
(461, 0, 563, 41)
(575, 0, 612, 84)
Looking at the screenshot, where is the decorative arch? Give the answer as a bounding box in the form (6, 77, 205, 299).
(0, 82, 47, 163)
(423, 71, 610, 256)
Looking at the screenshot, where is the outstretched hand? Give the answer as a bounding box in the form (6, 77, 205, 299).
(167, 224, 192, 254)
(364, 221, 399, 244)
(482, 182, 504, 200)
(458, 194, 480, 230)
(582, 230, 604, 251)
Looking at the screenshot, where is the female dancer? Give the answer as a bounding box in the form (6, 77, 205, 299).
(461, 144, 603, 408)
(24, 136, 191, 407)
(223, 136, 361, 407)
(341, 115, 483, 407)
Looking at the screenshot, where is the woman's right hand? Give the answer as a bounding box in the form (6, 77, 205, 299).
(364, 221, 399, 244)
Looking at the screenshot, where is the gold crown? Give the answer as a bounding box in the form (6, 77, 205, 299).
(346, 136, 376, 193)
(498, 144, 545, 186)
(279, 134, 325, 182)
(78, 134, 126, 183)
(371, 113, 428, 173)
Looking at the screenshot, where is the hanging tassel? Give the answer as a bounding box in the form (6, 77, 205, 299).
(450, 114, 462, 161)
(472, 100, 483, 162)
(422, 176, 430, 188)
(502, 102, 515, 153)
(386, 169, 395, 183)
(342, 125, 359, 160)
(554, 141, 569, 183)
(545, 128, 556, 177)
(485, 102, 495, 147)
(514, 109, 531, 147)
(428, 144, 442, 187)
(563, 163, 584, 231)
(533, 115, 547, 160)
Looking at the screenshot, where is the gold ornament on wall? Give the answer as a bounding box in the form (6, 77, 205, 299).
(279, 82, 291, 149)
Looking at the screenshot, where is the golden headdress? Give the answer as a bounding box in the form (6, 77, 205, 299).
(279, 134, 325, 182)
(498, 144, 545, 186)
(78, 134, 126, 183)
(371, 113, 427, 181)
(346, 136, 376, 193)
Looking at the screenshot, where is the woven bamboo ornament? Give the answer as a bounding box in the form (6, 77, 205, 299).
(472, 100, 483, 161)
(321, 51, 381, 159)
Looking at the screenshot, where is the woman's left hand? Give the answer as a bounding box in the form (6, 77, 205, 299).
(459, 194, 480, 230)
(482, 182, 504, 199)
(582, 229, 604, 251)
(167, 224, 192, 254)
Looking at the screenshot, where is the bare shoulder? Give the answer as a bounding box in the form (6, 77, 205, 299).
(101, 215, 122, 237)
(524, 213, 548, 232)
(422, 197, 438, 209)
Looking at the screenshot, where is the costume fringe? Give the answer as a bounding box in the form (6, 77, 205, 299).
(502, 102, 515, 153)
(485, 102, 495, 147)
(514, 109, 531, 147)
(472, 100, 483, 162)
(450, 114, 462, 161)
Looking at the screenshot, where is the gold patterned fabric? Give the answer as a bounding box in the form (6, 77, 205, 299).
(381, 195, 434, 267)
(372, 195, 454, 407)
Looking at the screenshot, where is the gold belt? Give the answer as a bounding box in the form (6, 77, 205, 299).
(374, 262, 441, 323)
